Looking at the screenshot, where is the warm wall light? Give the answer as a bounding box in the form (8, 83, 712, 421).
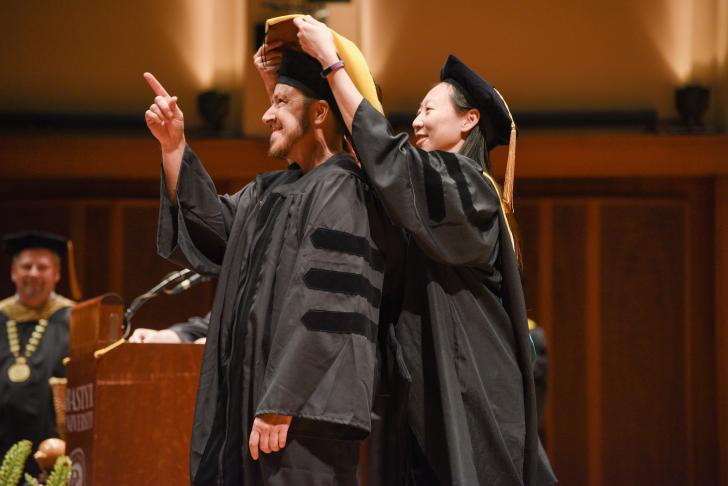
(675, 84, 710, 127)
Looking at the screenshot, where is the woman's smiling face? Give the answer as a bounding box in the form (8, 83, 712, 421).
(412, 82, 472, 153)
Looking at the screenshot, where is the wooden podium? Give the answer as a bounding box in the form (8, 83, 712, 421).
(65, 294, 204, 484)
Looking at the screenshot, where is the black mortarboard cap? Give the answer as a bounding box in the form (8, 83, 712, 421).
(278, 48, 327, 99)
(440, 54, 513, 150)
(3, 230, 68, 257)
(277, 48, 342, 125)
(440, 55, 518, 212)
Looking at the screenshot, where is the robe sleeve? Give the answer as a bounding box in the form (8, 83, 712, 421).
(157, 145, 253, 275)
(351, 99, 504, 267)
(255, 170, 383, 440)
(169, 312, 211, 342)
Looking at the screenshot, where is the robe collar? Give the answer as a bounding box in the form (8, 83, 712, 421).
(0, 293, 74, 322)
(303, 152, 359, 177)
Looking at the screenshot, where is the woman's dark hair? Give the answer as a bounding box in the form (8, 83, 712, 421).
(445, 81, 524, 272)
(446, 81, 493, 175)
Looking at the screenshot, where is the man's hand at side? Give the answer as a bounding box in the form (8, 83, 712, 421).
(249, 413, 292, 460)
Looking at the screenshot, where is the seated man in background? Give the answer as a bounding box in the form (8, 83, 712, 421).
(0, 231, 76, 476)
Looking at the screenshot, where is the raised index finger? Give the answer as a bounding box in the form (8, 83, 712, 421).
(143, 72, 170, 97)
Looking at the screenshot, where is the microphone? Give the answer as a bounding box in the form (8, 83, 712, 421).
(164, 272, 212, 295)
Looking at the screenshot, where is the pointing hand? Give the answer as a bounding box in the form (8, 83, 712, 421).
(143, 72, 186, 154)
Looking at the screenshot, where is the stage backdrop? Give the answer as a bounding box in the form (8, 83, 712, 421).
(1, 133, 727, 485)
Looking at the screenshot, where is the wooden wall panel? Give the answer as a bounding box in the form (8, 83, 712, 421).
(516, 202, 540, 318)
(600, 203, 687, 485)
(686, 182, 718, 485)
(517, 181, 717, 485)
(717, 178, 728, 486)
(81, 205, 111, 298)
(121, 205, 214, 330)
(551, 203, 589, 486)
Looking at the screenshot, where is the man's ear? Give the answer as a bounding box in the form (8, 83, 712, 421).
(461, 108, 480, 134)
(10, 262, 18, 287)
(312, 100, 330, 126)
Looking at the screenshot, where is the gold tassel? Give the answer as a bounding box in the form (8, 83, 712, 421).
(66, 241, 82, 301)
(493, 87, 517, 213)
(503, 123, 517, 213)
(490, 88, 522, 270)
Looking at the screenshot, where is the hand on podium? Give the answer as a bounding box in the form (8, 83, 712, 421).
(128, 328, 182, 344)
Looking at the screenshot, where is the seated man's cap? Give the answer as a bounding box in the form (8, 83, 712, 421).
(3, 230, 68, 257)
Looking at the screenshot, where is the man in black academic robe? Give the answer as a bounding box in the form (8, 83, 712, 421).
(145, 49, 385, 485)
(0, 231, 74, 476)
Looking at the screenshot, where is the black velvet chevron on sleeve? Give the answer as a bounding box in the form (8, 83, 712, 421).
(301, 310, 378, 342)
(421, 153, 446, 223)
(310, 228, 384, 272)
(303, 268, 381, 307)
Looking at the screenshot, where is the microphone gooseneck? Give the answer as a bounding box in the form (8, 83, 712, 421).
(164, 273, 212, 296)
(122, 268, 194, 338)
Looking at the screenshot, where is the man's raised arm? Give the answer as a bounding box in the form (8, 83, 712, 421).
(143, 72, 186, 204)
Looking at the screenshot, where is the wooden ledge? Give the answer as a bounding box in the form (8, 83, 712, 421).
(1, 132, 727, 180)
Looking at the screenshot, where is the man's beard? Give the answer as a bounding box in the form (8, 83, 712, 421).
(18, 279, 50, 303)
(268, 113, 310, 159)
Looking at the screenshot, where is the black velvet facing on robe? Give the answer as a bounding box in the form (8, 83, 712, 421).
(441, 151, 474, 215)
(421, 155, 446, 223)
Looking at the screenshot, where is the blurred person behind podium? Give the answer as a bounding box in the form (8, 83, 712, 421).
(0, 231, 79, 476)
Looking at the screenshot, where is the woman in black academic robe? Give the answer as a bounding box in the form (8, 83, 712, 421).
(294, 17, 556, 486)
